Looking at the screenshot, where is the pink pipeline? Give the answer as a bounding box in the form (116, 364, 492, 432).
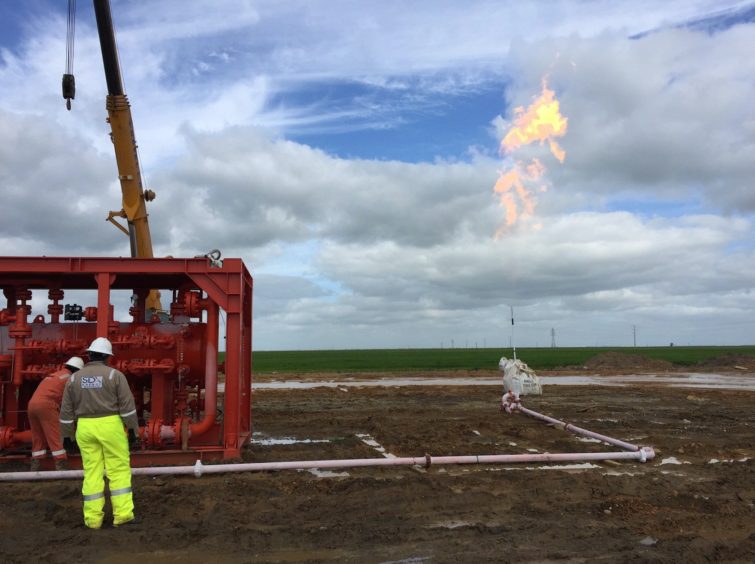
(501, 391, 654, 459)
(0, 394, 654, 482)
(0, 448, 653, 481)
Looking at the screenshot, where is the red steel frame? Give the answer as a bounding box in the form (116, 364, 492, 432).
(0, 256, 253, 466)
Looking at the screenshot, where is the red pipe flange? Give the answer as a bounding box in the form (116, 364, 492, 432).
(184, 291, 206, 318)
(146, 418, 164, 448)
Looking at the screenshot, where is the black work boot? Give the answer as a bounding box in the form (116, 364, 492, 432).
(30, 459, 41, 472)
(115, 516, 139, 527)
(55, 459, 70, 471)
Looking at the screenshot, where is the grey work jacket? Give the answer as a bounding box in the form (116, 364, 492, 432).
(59, 361, 138, 438)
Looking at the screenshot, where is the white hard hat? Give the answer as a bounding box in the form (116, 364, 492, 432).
(64, 356, 85, 371)
(87, 337, 114, 356)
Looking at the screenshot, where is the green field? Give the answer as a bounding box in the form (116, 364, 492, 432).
(244, 346, 755, 374)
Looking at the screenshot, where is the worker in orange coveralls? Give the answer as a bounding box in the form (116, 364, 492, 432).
(28, 356, 85, 472)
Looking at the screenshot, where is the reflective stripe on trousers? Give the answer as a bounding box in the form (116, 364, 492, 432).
(76, 415, 134, 529)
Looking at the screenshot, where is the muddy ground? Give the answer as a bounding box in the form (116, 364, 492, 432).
(1, 363, 753, 563)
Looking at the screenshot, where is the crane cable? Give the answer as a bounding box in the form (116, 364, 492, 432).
(62, 0, 76, 110)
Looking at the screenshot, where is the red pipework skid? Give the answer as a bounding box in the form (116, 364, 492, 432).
(0, 256, 253, 467)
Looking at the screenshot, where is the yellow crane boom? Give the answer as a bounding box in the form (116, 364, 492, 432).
(92, 0, 162, 313)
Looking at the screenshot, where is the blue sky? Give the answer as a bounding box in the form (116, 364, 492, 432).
(282, 81, 507, 162)
(1, 1, 754, 350)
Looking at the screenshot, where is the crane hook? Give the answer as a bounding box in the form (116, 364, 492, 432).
(62, 73, 75, 111)
(63, 0, 76, 111)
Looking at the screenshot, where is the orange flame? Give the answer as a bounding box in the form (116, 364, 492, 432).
(494, 76, 568, 234)
(493, 159, 543, 236)
(501, 77, 568, 161)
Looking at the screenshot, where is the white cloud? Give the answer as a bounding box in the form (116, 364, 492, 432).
(0, 110, 127, 254)
(1, 2, 754, 349)
(151, 126, 500, 253)
(502, 26, 755, 213)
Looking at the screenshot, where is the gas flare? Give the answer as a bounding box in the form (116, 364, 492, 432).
(494, 76, 568, 233)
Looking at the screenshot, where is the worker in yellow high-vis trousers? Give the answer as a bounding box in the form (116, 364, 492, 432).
(60, 337, 140, 529)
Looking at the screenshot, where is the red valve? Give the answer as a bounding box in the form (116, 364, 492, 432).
(8, 311, 31, 339)
(48, 289, 64, 301)
(17, 290, 32, 302)
(47, 303, 64, 316)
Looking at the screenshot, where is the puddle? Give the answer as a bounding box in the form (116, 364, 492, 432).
(545, 373, 755, 390)
(252, 433, 330, 446)
(605, 470, 642, 476)
(356, 433, 397, 459)
(253, 438, 330, 446)
(427, 520, 476, 530)
(238, 372, 755, 392)
(576, 437, 602, 443)
(307, 468, 350, 478)
(483, 462, 602, 472)
(659, 457, 690, 465)
(708, 457, 751, 464)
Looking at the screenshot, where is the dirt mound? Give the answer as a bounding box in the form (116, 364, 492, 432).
(583, 351, 676, 372)
(694, 353, 755, 370)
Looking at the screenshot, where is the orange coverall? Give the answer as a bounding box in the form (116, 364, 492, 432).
(28, 368, 72, 461)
